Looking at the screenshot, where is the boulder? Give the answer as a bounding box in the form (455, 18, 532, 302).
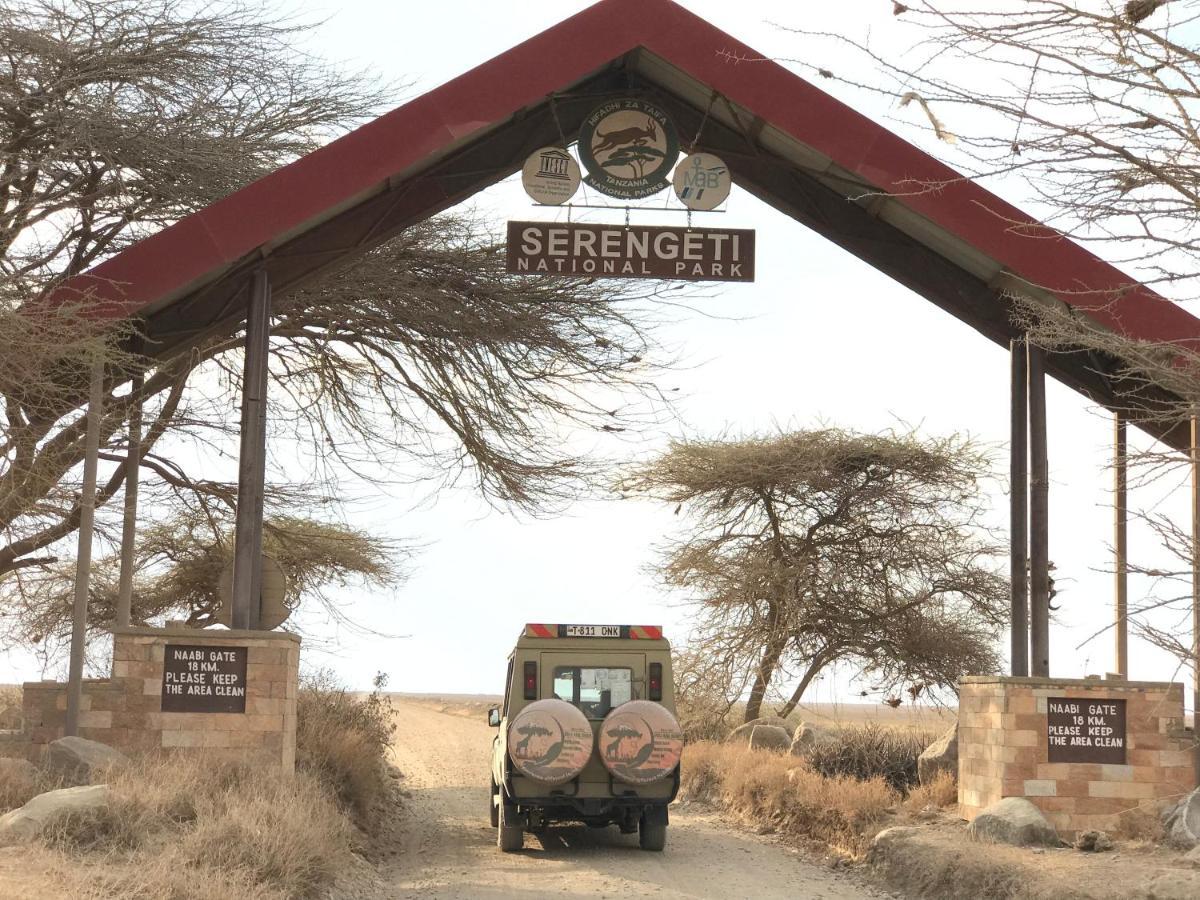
(747, 724, 791, 752)
(47, 737, 127, 784)
(1141, 871, 1200, 900)
(966, 797, 1061, 847)
(1074, 829, 1113, 852)
(0, 784, 108, 844)
(1164, 787, 1200, 849)
(788, 722, 835, 755)
(726, 717, 795, 744)
(917, 724, 958, 785)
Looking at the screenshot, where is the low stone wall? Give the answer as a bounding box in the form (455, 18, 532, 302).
(21, 626, 299, 771)
(959, 675, 1195, 836)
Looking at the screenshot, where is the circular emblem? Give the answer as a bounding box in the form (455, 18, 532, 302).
(521, 146, 581, 205)
(672, 152, 731, 211)
(598, 700, 684, 785)
(578, 98, 680, 200)
(507, 699, 593, 785)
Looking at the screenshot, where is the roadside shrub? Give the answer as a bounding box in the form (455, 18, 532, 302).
(798, 724, 933, 793)
(905, 770, 958, 811)
(296, 670, 395, 825)
(681, 741, 897, 856)
(0, 759, 58, 812)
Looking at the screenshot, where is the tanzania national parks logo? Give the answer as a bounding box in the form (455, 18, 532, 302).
(578, 98, 680, 200)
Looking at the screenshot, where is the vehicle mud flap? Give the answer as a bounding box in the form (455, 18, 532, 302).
(489, 777, 500, 828)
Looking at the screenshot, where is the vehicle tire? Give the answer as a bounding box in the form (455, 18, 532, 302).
(489, 778, 499, 828)
(639, 814, 667, 851)
(498, 802, 523, 853)
(507, 699, 593, 785)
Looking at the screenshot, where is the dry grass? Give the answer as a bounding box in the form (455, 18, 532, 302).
(35, 755, 351, 899)
(798, 723, 936, 792)
(0, 758, 63, 813)
(904, 770, 958, 811)
(296, 671, 396, 826)
(681, 742, 898, 856)
(1111, 802, 1168, 843)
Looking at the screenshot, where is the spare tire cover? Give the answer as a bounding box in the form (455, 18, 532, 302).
(507, 699, 594, 784)
(599, 700, 684, 785)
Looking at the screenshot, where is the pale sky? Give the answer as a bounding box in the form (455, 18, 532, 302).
(5, 1, 1195, 712)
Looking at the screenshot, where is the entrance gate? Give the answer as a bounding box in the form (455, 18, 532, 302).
(28, 0, 1200, 818)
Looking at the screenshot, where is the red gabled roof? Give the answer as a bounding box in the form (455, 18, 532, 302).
(45, 0, 1200, 353)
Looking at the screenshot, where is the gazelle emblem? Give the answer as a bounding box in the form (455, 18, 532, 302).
(592, 116, 658, 155)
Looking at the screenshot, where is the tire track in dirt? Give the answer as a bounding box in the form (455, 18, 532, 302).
(378, 700, 895, 900)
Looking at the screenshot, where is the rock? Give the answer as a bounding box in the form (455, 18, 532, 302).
(1164, 787, 1200, 849)
(869, 825, 921, 860)
(0, 757, 37, 784)
(788, 721, 835, 755)
(0, 784, 109, 844)
(1074, 829, 1113, 852)
(1141, 871, 1200, 900)
(726, 717, 795, 744)
(917, 724, 958, 785)
(747, 724, 791, 752)
(966, 797, 1061, 847)
(47, 737, 127, 784)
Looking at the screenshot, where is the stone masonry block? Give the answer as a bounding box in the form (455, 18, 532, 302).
(1088, 780, 1159, 800)
(1024, 779, 1057, 797)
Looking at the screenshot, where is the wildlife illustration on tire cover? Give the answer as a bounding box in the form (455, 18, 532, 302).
(599, 700, 684, 784)
(507, 699, 593, 784)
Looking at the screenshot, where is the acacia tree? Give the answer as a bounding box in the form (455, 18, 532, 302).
(786, 1, 1200, 671)
(624, 429, 1007, 723)
(0, 1, 666, 643)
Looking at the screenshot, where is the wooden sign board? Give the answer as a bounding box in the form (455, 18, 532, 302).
(1046, 697, 1126, 764)
(506, 221, 755, 282)
(161, 644, 248, 713)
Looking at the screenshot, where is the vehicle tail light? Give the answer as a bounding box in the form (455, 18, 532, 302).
(648, 662, 662, 702)
(523, 661, 537, 700)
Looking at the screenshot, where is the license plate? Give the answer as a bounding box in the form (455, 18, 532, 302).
(563, 624, 622, 638)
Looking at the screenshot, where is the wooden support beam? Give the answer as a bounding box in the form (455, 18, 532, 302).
(1029, 344, 1051, 677)
(1010, 339, 1030, 677)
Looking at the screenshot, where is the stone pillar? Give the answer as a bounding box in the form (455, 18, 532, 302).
(22, 626, 299, 772)
(958, 675, 1194, 837)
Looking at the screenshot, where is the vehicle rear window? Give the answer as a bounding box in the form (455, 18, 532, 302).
(553, 667, 632, 718)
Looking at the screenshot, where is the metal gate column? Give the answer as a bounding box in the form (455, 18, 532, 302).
(1114, 413, 1129, 677)
(231, 270, 271, 631)
(65, 359, 105, 736)
(1028, 344, 1051, 677)
(1010, 339, 1029, 677)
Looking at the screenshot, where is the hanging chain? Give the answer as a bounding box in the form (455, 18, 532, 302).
(689, 90, 718, 152)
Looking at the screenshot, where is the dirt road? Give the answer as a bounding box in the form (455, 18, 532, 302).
(377, 700, 894, 900)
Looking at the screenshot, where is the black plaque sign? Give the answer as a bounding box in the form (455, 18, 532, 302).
(1046, 697, 1126, 764)
(161, 644, 248, 713)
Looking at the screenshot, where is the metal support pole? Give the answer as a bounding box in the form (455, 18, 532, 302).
(65, 360, 104, 737)
(1010, 339, 1030, 677)
(1028, 344, 1051, 677)
(115, 370, 143, 629)
(1191, 414, 1200, 782)
(1114, 413, 1129, 678)
(231, 270, 271, 631)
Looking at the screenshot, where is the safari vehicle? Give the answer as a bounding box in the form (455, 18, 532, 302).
(488, 623, 683, 853)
